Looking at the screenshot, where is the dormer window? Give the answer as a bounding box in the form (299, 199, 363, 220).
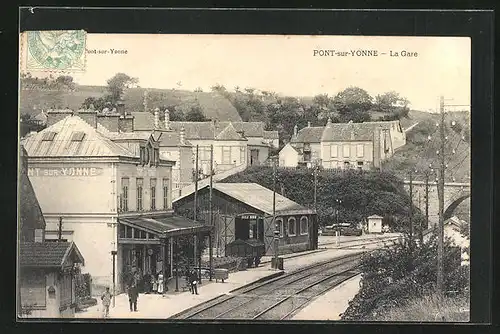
(71, 131, 85, 142)
(42, 131, 57, 141)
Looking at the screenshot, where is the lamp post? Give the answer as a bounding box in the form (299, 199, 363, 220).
(111, 250, 117, 308)
(335, 199, 342, 246)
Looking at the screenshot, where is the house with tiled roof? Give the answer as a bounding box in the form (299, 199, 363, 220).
(20, 110, 211, 297)
(279, 118, 406, 170)
(131, 109, 278, 177)
(19, 241, 85, 318)
(18, 144, 85, 318)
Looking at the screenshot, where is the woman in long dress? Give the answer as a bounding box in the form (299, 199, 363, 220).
(152, 275, 158, 293)
(157, 274, 164, 294)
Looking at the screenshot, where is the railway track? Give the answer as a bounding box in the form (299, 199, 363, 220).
(170, 252, 363, 320)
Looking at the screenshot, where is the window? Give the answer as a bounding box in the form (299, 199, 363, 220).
(357, 144, 364, 158)
(60, 274, 72, 306)
(42, 131, 57, 141)
(303, 143, 311, 152)
(288, 217, 296, 236)
(222, 146, 231, 164)
(150, 178, 157, 210)
(282, 218, 289, 236)
(34, 229, 43, 242)
(163, 178, 169, 209)
(20, 271, 46, 308)
(136, 178, 143, 211)
(139, 145, 146, 165)
(357, 161, 364, 171)
(125, 225, 133, 238)
(344, 161, 350, 169)
(300, 217, 309, 235)
(121, 177, 129, 212)
(275, 218, 283, 236)
(343, 145, 350, 158)
(71, 131, 85, 141)
(303, 152, 311, 162)
(240, 146, 246, 164)
(330, 144, 338, 158)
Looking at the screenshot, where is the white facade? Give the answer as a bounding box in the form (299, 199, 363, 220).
(279, 143, 301, 167)
(367, 215, 383, 233)
(27, 157, 174, 294)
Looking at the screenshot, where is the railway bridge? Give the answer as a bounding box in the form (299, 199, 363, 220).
(402, 181, 470, 227)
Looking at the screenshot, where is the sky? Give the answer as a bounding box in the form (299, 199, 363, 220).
(23, 34, 471, 112)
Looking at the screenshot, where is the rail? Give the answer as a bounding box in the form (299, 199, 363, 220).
(176, 252, 364, 320)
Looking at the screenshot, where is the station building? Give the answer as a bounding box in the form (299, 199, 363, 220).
(21, 112, 210, 295)
(173, 182, 319, 256)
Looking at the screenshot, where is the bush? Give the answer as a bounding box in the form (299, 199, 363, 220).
(75, 272, 92, 300)
(341, 235, 469, 321)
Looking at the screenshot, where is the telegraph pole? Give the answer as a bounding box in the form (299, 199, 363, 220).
(423, 172, 429, 243)
(313, 165, 318, 211)
(58, 217, 63, 241)
(437, 95, 446, 295)
(273, 158, 278, 268)
(409, 169, 413, 249)
(209, 144, 214, 280)
(194, 145, 199, 222)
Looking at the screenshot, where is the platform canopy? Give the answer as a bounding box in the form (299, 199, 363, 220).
(119, 214, 212, 239)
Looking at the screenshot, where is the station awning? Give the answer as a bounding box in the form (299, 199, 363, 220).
(119, 215, 212, 238)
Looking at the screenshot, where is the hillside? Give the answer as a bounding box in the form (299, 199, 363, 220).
(19, 85, 242, 121)
(383, 110, 471, 183)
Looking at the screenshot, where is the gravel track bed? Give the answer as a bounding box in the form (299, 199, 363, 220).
(172, 295, 230, 319)
(296, 272, 358, 299)
(255, 296, 310, 320)
(217, 296, 283, 319)
(189, 296, 253, 319)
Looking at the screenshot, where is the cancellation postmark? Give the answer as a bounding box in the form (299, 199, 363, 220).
(23, 30, 87, 72)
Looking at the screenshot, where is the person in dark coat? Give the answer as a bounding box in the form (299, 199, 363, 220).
(189, 270, 199, 295)
(128, 283, 139, 312)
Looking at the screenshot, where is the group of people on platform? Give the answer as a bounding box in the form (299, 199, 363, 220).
(100, 268, 201, 317)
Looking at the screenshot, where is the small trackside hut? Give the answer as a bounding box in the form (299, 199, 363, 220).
(172, 183, 318, 256)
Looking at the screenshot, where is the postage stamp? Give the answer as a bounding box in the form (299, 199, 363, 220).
(24, 30, 87, 72)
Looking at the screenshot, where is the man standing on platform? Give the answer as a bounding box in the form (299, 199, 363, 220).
(128, 283, 139, 312)
(189, 270, 199, 295)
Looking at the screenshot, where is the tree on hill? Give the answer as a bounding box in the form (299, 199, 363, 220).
(333, 87, 373, 122)
(81, 96, 113, 111)
(185, 104, 208, 121)
(106, 73, 139, 103)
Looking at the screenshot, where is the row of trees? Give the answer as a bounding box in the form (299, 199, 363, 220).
(20, 72, 76, 91)
(80, 73, 208, 121)
(210, 84, 411, 145)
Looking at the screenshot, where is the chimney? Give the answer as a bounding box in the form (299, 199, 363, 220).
(179, 126, 186, 145)
(118, 114, 134, 132)
(154, 108, 160, 128)
(116, 99, 126, 116)
(46, 109, 74, 127)
(293, 124, 298, 136)
(373, 126, 382, 169)
(164, 109, 171, 130)
(307, 121, 311, 128)
(97, 112, 121, 132)
(76, 109, 98, 128)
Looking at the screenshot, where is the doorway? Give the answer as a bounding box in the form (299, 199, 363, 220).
(250, 149, 259, 166)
